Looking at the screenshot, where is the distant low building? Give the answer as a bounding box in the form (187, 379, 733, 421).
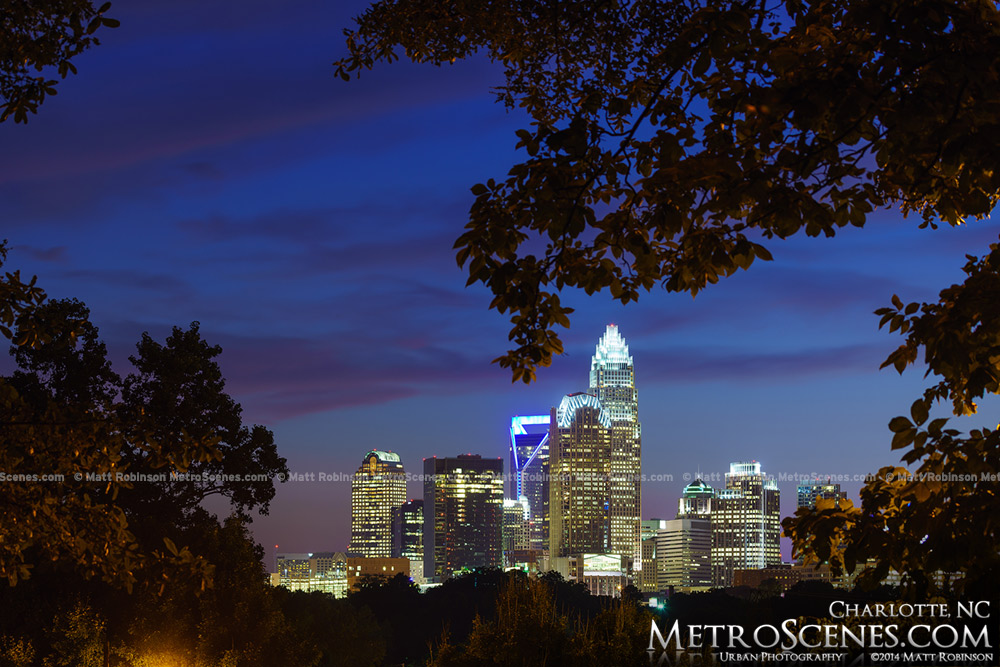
(566, 553, 632, 597)
(274, 552, 351, 597)
(346, 556, 411, 590)
(505, 549, 543, 576)
(733, 562, 832, 591)
(836, 560, 960, 592)
(637, 519, 665, 593)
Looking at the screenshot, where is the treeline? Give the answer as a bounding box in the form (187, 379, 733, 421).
(0, 544, 931, 667)
(0, 559, 649, 666)
(338, 572, 907, 666)
(347, 570, 653, 667)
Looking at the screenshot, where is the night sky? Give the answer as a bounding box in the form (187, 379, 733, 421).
(3, 0, 998, 562)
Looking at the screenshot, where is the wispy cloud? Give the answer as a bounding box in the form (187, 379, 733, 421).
(641, 342, 887, 384)
(11, 245, 69, 264)
(206, 330, 506, 422)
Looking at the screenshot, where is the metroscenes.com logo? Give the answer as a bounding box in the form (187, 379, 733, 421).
(648, 600, 997, 666)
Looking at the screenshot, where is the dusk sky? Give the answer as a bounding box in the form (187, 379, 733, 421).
(3, 0, 998, 561)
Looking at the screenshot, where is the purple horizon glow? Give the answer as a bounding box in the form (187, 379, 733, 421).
(2, 0, 998, 562)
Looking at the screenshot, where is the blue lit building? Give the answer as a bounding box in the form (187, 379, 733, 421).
(509, 414, 550, 550)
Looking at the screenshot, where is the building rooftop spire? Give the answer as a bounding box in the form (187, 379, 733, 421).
(592, 323, 632, 365)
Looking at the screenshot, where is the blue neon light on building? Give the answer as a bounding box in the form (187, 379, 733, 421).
(509, 415, 551, 551)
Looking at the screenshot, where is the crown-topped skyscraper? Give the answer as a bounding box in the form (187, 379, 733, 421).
(589, 324, 641, 562)
(350, 450, 407, 557)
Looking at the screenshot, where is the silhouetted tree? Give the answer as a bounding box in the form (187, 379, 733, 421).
(428, 571, 655, 667)
(119, 322, 286, 526)
(429, 574, 573, 667)
(1, 282, 287, 590)
(0, 1, 118, 123)
(578, 598, 655, 667)
(280, 589, 386, 667)
(348, 572, 423, 665)
(0, 253, 301, 664)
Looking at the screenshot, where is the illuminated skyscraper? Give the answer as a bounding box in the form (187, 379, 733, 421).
(589, 324, 641, 561)
(638, 519, 666, 593)
(349, 450, 406, 558)
(423, 454, 504, 581)
(711, 462, 781, 587)
(392, 499, 424, 582)
(502, 497, 531, 567)
(509, 415, 550, 550)
(658, 480, 715, 592)
(549, 392, 612, 557)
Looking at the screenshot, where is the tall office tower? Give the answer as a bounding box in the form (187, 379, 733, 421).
(502, 497, 531, 567)
(549, 393, 612, 557)
(589, 324, 641, 561)
(658, 480, 715, 592)
(392, 499, 424, 582)
(657, 519, 714, 592)
(423, 454, 504, 581)
(797, 480, 848, 509)
(711, 461, 781, 587)
(509, 415, 550, 550)
(638, 519, 666, 593)
(350, 450, 407, 557)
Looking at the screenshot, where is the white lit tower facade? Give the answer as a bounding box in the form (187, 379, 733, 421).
(349, 450, 407, 557)
(658, 479, 715, 592)
(589, 324, 641, 562)
(711, 461, 781, 587)
(549, 393, 612, 557)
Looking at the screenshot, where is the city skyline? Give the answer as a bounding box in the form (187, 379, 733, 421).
(3, 0, 999, 563)
(290, 442, 844, 560)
